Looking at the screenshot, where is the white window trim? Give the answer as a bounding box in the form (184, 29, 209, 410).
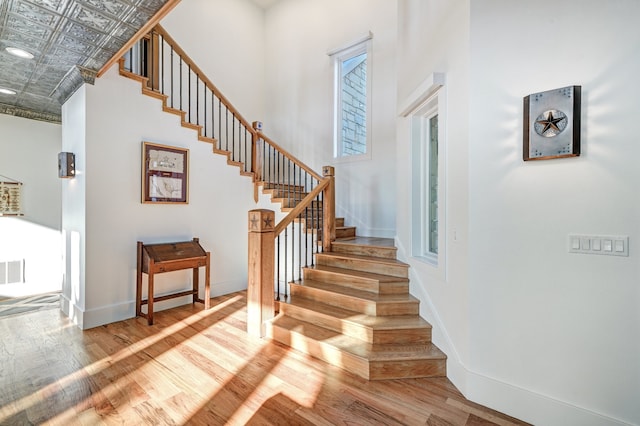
(401, 73, 447, 281)
(329, 32, 373, 162)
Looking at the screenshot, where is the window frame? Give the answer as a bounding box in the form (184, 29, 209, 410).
(330, 34, 373, 161)
(400, 73, 446, 278)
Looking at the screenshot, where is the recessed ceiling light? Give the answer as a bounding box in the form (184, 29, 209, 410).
(5, 47, 34, 59)
(0, 88, 17, 95)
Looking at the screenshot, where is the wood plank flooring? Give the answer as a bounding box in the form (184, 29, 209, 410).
(0, 291, 529, 426)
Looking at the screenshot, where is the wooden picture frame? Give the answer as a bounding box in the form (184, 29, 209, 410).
(523, 85, 581, 161)
(142, 141, 189, 204)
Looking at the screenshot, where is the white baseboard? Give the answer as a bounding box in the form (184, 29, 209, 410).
(61, 279, 247, 330)
(466, 371, 633, 426)
(394, 238, 631, 426)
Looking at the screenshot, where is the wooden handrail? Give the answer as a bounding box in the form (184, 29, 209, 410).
(151, 25, 256, 133)
(273, 178, 329, 235)
(259, 132, 323, 181)
(97, 1, 182, 78)
(118, 24, 337, 337)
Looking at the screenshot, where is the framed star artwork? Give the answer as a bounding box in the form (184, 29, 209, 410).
(523, 85, 581, 161)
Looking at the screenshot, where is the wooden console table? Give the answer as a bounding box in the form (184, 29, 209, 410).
(136, 237, 211, 325)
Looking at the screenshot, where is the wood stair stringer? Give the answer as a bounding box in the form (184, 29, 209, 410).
(119, 60, 255, 181)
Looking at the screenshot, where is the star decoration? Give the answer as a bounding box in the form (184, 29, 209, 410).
(536, 111, 565, 135)
(249, 214, 259, 230)
(263, 215, 273, 228)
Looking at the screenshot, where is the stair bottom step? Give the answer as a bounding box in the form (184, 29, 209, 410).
(267, 315, 446, 380)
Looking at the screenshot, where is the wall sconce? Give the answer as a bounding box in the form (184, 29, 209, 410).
(58, 152, 75, 178)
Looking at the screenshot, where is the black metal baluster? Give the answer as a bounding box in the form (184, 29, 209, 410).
(238, 123, 251, 172)
(319, 191, 324, 253)
(287, 160, 291, 208)
(291, 223, 295, 284)
(284, 227, 288, 298)
(276, 234, 280, 301)
(149, 34, 154, 89)
(225, 109, 229, 152)
(244, 127, 248, 172)
(211, 89, 216, 139)
(196, 74, 199, 126)
(160, 36, 164, 94)
(304, 172, 309, 268)
(179, 56, 182, 111)
(187, 65, 191, 122)
(298, 210, 302, 281)
(310, 180, 316, 267)
(170, 46, 174, 109)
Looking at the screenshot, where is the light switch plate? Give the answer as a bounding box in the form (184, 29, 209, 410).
(569, 234, 629, 257)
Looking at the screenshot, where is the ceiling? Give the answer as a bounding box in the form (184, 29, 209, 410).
(0, 0, 172, 123)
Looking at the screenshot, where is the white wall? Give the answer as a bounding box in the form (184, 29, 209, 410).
(263, 0, 398, 237)
(398, 0, 640, 424)
(61, 86, 87, 325)
(467, 1, 640, 425)
(0, 114, 62, 297)
(160, 0, 266, 123)
(61, 65, 263, 329)
(60, 0, 272, 329)
(396, 0, 471, 394)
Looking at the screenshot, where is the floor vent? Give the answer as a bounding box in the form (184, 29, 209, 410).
(0, 260, 25, 285)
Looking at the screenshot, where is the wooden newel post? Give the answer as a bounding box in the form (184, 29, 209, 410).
(322, 166, 336, 252)
(247, 209, 275, 337)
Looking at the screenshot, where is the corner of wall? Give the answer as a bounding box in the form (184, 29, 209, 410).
(60, 293, 84, 329)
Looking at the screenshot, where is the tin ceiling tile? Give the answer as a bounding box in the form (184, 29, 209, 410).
(5, 13, 51, 40)
(0, 0, 172, 122)
(78, 0, 128, 18)
(57, 33, 96, 54)
(3, 31, 49, 51)
(62, 20, 103, 43)
(14, 1, 61, 27)
(110, 23, 136, 42)
(71, 4, 114, 33)
(25, 0, 68, 13)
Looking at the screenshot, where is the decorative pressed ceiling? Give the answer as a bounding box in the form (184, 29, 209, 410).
(0, 0, 174, 123)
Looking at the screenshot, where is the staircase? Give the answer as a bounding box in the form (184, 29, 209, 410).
(118, 24, 446, 381)
(267, 234, 446, 380)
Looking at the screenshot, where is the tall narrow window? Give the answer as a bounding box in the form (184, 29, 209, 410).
(427, 114, 439, 255)
(409, 89, 443, 266)
(330, 34, 372, 159)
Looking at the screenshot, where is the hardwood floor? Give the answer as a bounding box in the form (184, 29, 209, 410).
(0, 292, 529, 425)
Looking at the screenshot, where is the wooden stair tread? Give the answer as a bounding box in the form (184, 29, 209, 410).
(316, 251, 409, 276)
(282, 295, 431, 330)
(333, 236, 396, 248)
(317, 252, 409, 268)
(270, 315, 445, 362)
(306, 264, 409, 283)
(293, 279, 417, 304)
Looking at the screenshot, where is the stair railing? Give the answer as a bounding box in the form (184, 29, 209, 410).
(119, 25, 335, 337)
(121, 25, 255, 176)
